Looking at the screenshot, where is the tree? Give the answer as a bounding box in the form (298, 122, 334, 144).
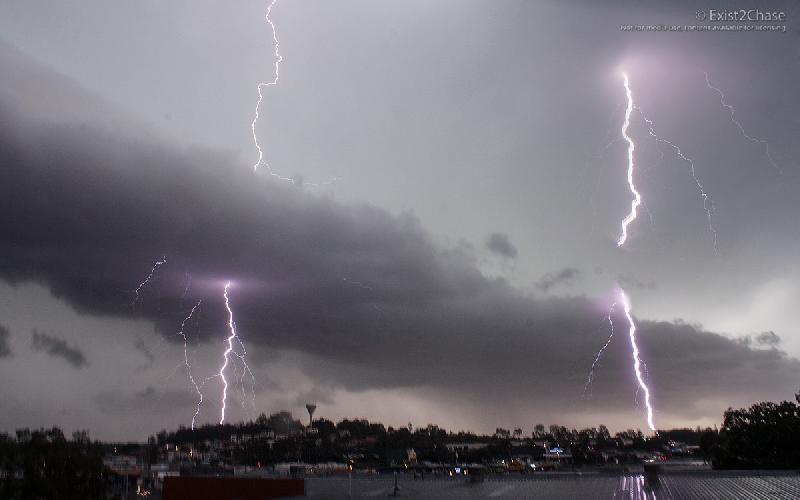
(711, 400, 800, 469)
(0, 427, 105, 499)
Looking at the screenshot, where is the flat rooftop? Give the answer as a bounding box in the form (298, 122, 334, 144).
(303, 471, 800, 499)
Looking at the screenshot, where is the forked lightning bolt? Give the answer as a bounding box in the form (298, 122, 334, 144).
(583, 302, 616, 398)
(218, 281, 256, 424)
(251, 0, 290, 181)
(132, 256, 167, 306)
(703, 71, 781, 174)
(175, 300, 205, 429)
(620, 288, 655, 431)
(250, 0, 338, 187)
(614, 72, 656, 432)
(636, 107, 718, 251)
(617, 73, 640, 247)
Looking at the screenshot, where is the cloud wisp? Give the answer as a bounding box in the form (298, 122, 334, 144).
(30, 330, 88, 369)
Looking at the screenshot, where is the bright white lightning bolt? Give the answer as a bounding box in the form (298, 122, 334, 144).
(619, 288, 655, 431)
(219, 281, 236, 424)
(617, 73, 641, 247)
(636, 107, 718, 251)
(251, 0, 291, 181)
(703, 71, 781, 174)
(176, 300, 205, 429)
(132, 256, 167, 306)
(250, 0, 339, 187)
(218, 281, 256, 424)
(634, 361, 649, 408)
(583, 302, 616, 398)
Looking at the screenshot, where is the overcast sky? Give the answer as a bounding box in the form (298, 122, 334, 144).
(0, 0, 799, 441)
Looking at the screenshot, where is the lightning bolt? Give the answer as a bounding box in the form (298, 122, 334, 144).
(251, 0, 290, 181)
(583, 302, 616, 398)
(617, 73, 641, 247)
(620, 288, 655, 431)
(175, 300, 205, 429)
(613, 73, 656, 432)
(703, 71, 781, 174)
(218, 281, 256, 424)
(636, 106, 718, 251)
(250, 0, 339, 187)
(634, 361, 649, 408)
(132, 256, 167, 306)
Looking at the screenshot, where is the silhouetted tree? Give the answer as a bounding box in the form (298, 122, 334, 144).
(0, 427, 105, 499)
(711, 399, 800, 468)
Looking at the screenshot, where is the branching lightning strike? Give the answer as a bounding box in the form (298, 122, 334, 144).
(613, 73, 656, 433)
(218, 281, 255, 424)
(251, 0, 290, 180)
(133, 256, 167, 306)
(617, 73, 641, 248)
(583, 302, 616, 398)
(636, 106, 718, 251)
(176, 300, 205, 429)
(703, 71, 781, 174)
(620, 288, 655, 431)
(250, 0, 338, 187)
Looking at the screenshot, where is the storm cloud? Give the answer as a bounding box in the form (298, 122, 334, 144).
(536, 267, 582, 292)
(0, 325, 11, 358)
(0, 0, 798, 438)
(30, 330, 88, 369)
(486, 233, 518, 259)
(134, 339, 155, 366)
(95, 386, 199, 416)
(0, 57, 797, 433)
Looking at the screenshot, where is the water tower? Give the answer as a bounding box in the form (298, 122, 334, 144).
(305, 403, 317, 427)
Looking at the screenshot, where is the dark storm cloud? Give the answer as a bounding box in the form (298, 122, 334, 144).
(95, 386, 197, 416)
(134, 339, 155, 365)
(756, 331, 781, 346)
(735, 331, 781, 348)
(1, 47, 799, 426)
(0, 324, 11, 358)
(536, 267, 581, 292)
(485, 233, 517, 259)
(30, 330, 87, 369)
(294, 310, 800, 420)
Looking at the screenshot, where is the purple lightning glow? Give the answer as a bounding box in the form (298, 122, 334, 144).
(703, 71, 781, 174)
(617, 73, 641, 247)
(636, 106, 718, 251)
(175, 300, 204, 429)
(132, 256, 167, 306)
(620, 288, 655, 431)
(583, 302, 616, 398)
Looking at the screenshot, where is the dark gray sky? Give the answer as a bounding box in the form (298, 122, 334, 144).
(0, 0, 798, 440)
